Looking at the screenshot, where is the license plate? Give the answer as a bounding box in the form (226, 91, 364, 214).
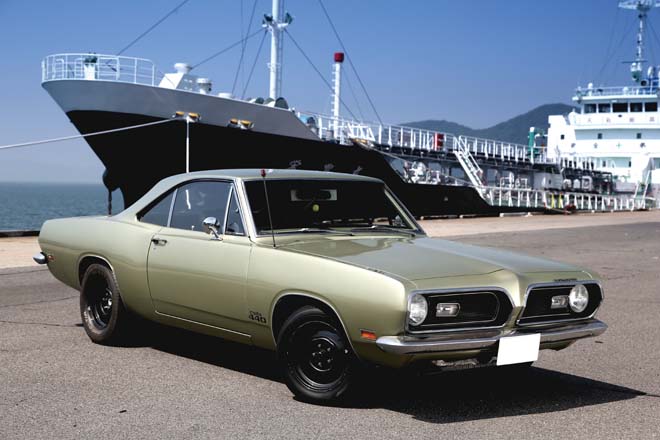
(496, 333, 540, 366)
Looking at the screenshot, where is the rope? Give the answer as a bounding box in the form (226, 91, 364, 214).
(242, 30, 268, 99)
(647, 20, 660, 66)
(232, 0, 259, 95)
(343, 71, 366, 121)
(192, 28, 263, 69)
(0, 119, 176, 151)
(317, 0, 383, 125)
(284, 29, 359, 121)
(600, 17, 636, 85)
(595, 6, 620, 84)
(117, 0, 192, 55)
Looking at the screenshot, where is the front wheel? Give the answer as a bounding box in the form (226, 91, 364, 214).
(80, 263, 132, 345)
(277, 306, 355, 403)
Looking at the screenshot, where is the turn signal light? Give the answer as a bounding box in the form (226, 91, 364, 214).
(436, 303, 460, 317)
(360, 330, 377, 341)
(550, 295, 569, 309)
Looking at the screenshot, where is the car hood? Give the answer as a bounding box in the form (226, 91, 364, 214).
(280, 236, 581, 281)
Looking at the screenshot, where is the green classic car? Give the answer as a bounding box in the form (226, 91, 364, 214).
(35, 169, 607, 403)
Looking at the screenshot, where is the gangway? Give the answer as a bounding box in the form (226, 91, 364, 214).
(453, 136, 485, 194)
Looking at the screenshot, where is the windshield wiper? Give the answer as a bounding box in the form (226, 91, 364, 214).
(349, 225, 417, 237)
(261, 228, 354, 236)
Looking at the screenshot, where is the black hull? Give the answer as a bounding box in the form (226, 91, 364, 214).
(68, 110, 528, 216)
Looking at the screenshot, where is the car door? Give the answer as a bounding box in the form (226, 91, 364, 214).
(146, 180, 252, 334)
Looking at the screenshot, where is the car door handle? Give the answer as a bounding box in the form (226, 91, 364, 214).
(151, 238, 168, 246)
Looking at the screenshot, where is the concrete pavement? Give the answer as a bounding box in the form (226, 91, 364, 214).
(1, 217, 659, 439)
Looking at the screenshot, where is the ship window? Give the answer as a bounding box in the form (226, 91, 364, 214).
(597, 133, 603, 139)
(560, 134, 565, 140)
(598, 103, 611, 113)
(139, 191, 175, 226)
(636, 133, 642, 139)
(629, 161, 632, 167)
(170, 181, 231, 232)
(613, 102, 628, 112)
(602, 160, 607, 167)
(645, 102, 658, 112)
(585, 104, 597, 114)
(630, 102, 643, 112)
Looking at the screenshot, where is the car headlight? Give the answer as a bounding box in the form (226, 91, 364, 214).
(569, 284, 589, 313)
(408, 294, 428, 326)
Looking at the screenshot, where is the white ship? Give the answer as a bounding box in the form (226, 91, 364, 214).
(548, 0, 660, 203)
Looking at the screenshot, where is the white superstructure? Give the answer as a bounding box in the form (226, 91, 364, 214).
(548, 0, 660, 200)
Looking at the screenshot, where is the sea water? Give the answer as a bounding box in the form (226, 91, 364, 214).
(0, 182, 124, 231)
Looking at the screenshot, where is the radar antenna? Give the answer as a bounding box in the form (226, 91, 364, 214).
(619, 0, 660, 83)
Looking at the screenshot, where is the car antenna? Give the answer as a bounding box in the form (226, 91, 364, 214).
(261, 169, 277, 248)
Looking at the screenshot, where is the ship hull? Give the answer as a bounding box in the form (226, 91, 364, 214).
(67, 110, 510, 216)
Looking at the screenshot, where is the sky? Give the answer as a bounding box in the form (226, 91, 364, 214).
(0, 0, 657, 183)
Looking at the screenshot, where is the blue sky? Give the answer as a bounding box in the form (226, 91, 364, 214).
(0, 0, 656, 182)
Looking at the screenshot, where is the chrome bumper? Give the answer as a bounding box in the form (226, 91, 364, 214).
(33, 252, 47, 265)
(376, 319, 607, 355)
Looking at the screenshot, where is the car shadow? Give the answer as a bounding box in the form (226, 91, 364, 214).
(144, 325, 647, 421)
(345, 366, 649, 423)
(146, 324, 283, 383)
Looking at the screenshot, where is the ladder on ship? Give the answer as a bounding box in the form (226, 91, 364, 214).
(453, 136, 485, 196)
(632, 168, 653, 210)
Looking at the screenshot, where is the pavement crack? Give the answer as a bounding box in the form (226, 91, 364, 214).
(0, 319, 79, 328)
(0, 295, 77, 309)
(0, 268, 48, 277)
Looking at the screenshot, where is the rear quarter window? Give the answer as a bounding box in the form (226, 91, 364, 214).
(138, 191, 174, 226)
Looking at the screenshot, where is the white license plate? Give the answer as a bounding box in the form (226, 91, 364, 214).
(496, 333, 540, 366)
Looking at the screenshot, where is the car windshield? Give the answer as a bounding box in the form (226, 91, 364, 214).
(244, 179, 420, 235)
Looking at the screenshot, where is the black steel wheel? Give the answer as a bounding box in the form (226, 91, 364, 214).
(80, 263, 132, 345)
(277, 306, 355, 403)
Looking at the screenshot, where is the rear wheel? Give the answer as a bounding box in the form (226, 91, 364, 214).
(80, 263, 132, 345)
(277, 306, 355, 403)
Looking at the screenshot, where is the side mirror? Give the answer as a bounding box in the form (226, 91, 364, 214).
(202, 217, 222, 240)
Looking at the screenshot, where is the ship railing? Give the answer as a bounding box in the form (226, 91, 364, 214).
(42, 53, 160, 86)
(452, 135, 532, 164)
(296, 111, 533, 164)
(575, 85, 659, 98)
(480, 186, 656, 212)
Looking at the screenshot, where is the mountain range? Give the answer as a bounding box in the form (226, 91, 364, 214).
(402, 103, 575, 145)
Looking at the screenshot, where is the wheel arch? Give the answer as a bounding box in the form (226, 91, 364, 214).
(77, 254, 116, 287)
(270, 292, 357, 356)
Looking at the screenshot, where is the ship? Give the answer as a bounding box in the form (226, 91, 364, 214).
(40, 0, 648, 216)
(547, 0, 660, 204)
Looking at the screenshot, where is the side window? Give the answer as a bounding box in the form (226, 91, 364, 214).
(139, 191, 174, 226)
(225, 189, 245, 236)
(170, 181, 231, 232)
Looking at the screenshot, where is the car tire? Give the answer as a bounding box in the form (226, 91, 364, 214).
(80, 263, 132, 345)
(277, 306, 355, 404)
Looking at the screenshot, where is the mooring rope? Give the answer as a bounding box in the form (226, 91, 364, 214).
(0, 118, 176, 151)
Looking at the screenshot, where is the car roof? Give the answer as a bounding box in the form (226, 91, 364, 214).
(118, 169, 384, 218)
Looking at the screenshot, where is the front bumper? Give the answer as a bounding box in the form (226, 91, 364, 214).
(376, 319, 607, 355)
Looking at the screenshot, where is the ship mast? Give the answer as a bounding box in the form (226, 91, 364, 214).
(619, 0, 660, 83)
(263, 0, 292, 99)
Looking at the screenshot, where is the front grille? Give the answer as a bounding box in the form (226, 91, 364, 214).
(518, 282, 603, 325)
(410, 290, 513, 332)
